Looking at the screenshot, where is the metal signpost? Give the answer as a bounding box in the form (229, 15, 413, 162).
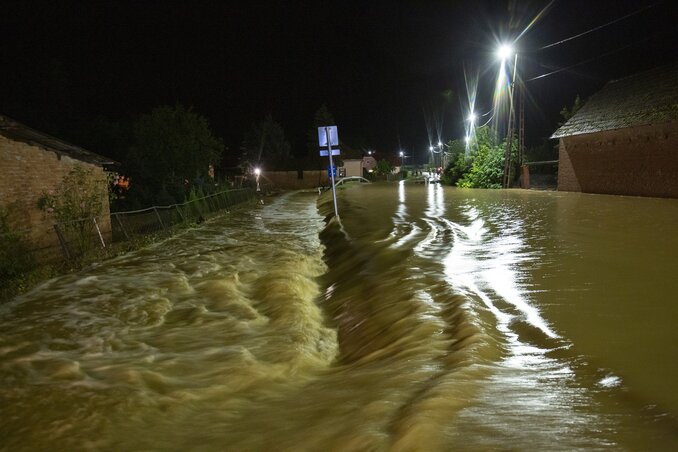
(318, 125, 340, 218)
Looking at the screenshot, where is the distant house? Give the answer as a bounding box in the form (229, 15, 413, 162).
(551, 63, 678, 198)
(362, 155, 377, 173)
(338, 143, 374, 178)
(0, 115, 115, 247)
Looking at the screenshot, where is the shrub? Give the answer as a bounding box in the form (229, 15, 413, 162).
(37, 164, 110, 255)
(0, 205, 35, 284)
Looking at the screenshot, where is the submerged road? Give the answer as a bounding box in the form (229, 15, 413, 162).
(1, 184, 677, 450)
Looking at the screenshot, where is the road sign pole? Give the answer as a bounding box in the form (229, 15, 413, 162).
(325, 126, 339, 219)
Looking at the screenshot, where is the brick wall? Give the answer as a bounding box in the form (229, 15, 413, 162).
(557, 122, 678, 198)
(0, 135, 112, 247)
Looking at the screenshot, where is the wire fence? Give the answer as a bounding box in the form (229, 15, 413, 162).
(1, 188, 257, 266)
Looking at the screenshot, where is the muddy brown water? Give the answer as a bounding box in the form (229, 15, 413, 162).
(1, 183, 677, 450)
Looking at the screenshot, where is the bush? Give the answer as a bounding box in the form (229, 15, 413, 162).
(0, 205, 35, 282)
(442, 140, 471, 186)
(37, 164, 111, 256)
(458, 144, 505, 188)
(454, 126, 518, 189)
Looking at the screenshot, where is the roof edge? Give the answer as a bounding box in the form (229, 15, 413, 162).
(0, 114, 117, 166)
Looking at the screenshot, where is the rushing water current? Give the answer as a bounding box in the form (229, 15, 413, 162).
(1, 184, 677, 451)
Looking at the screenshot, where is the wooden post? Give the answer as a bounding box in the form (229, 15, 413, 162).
(53, 224, 72, 261)
(114, 213, 129, 240)
(521, 165, 530, 189)
(92, 217, 106, 248)
(175, 205, 185, 223)
(153, 207, 166, 230)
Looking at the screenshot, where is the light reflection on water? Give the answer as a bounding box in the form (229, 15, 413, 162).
(1, 186, 677, 450)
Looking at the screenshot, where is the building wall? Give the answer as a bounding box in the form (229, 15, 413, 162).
(262, 170, 331, 189)
(557, 122, 678, 198)
(343, 160, 363, 177)
(0, 135, 112, 247)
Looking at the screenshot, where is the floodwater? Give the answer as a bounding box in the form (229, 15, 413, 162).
(1, 184, 677, 451)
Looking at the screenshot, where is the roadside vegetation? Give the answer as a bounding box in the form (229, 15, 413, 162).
(441, 125, 517, 188)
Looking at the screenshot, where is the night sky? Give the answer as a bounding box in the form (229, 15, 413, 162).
(1, 0, 676, 164)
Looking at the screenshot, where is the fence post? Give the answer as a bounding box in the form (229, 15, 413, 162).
(53, 224, 72, 261)
(175, 205, 185, 223)
(153, 207, 166, 230)
(114, 213, 130, 240)
(92, 217, 106, 248)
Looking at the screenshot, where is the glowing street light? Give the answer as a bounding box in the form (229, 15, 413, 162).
(468, 112, 477, 123)
(254, 167, 261, 192)
(497, 43, 513, 62)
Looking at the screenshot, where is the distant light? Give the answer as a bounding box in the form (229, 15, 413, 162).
(438, 141, 443, 147)
(468, 112, 477, 122)
(465, 136, 471, 143)
(399, 151, 404, 157)
(429, 145, 434, 151)
(367, 150, 373, 155)
(254, 167, 261, 176)
(497, 43, 513, 61)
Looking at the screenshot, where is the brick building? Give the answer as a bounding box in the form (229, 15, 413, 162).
(551, 63, 678, 198)
(0, 115, 115, 247)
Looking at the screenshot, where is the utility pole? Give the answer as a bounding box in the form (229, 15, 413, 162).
(519, 80, 525, 167)
(502, 54, 518, 189)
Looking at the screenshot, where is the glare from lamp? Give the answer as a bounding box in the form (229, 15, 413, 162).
(497, 44, 513, 61)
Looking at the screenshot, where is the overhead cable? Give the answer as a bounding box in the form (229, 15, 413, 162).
(539, 1, 661, 50)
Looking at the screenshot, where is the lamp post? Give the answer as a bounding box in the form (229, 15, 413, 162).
(465, 112, 476, 151)
(497, 43, 518, 188)
(437, 140, 446, 170)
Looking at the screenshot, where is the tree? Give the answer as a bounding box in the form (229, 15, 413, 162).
(457, 126, 517, 189)
(125, 104, 223, 206)
(559, 94, 584, 126)
(441, 139, 470, 185)
(375, 159, 393, 175)
(241, 115, 291, 171)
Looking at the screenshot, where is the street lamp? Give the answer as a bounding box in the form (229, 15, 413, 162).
(497, 42, 518, 188)
(254, 167, 262, 192)
(497, 43, 513, 62)
(399, 150, 404, 167)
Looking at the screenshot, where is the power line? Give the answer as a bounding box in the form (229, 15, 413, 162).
(539, 1, 662, 50)
(525, 28, 676, 83)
